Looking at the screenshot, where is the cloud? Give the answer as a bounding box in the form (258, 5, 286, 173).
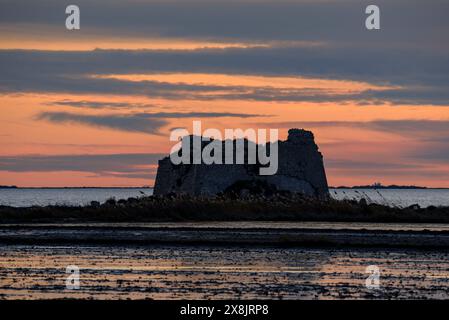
(0, 44, 448, 105)
(1, 0, 448, 187)
(36, 111, 266, 134)
(47, 100, 157, 109)
(365, 120, 449, 139)
(2, 46, 447, 86)
(0, 0, 447, 105)
(272, 119, 449, 165)
(408, 147, 449, 164)
(0, 153, 163, 176)
(326, 159, 424, 171)
(265, 119, 449, 138)
(1, 0, 448, 48)
(36, 112, 168, 135)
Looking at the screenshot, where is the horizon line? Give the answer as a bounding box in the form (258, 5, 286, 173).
(2, 185, 449, 190)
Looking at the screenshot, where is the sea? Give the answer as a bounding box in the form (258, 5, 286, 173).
(2, 188, 449, 300)
(0, 187, 449, 208)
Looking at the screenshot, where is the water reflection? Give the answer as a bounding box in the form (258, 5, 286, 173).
(0, 245, 448, 300)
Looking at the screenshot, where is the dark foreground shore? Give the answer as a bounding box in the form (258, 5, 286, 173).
(1, 222, 449, 248)
(1, 194, 449, 224)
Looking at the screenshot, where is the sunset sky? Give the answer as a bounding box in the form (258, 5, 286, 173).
(1, 0, 449, 187)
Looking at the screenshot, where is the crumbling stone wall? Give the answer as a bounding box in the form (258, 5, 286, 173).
(154, 129, 329, 198)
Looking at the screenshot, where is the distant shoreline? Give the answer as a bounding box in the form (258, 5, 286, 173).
(0, 186, 153, 189)
(331, 185, 429, 189)
(3, 186, 449, 190)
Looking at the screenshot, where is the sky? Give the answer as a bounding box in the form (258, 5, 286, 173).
(0, 0, 449, 187)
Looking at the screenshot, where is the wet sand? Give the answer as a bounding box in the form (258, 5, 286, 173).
(0, 244, 448, 300)
(1, 222, 449, 300)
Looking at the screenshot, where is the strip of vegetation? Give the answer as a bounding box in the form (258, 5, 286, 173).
(0, 193, 448, 224)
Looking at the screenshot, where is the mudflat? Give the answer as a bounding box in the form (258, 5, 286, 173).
(0, 244, 448, 300)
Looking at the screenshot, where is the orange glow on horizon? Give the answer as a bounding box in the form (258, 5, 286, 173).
(1, 72, 449, 187)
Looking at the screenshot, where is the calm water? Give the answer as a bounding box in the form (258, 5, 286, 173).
(0, 188, 449, 208)
(330, 188, 449, 208)
(1, 244, 448, 300)
(0, 188, 153, 207)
